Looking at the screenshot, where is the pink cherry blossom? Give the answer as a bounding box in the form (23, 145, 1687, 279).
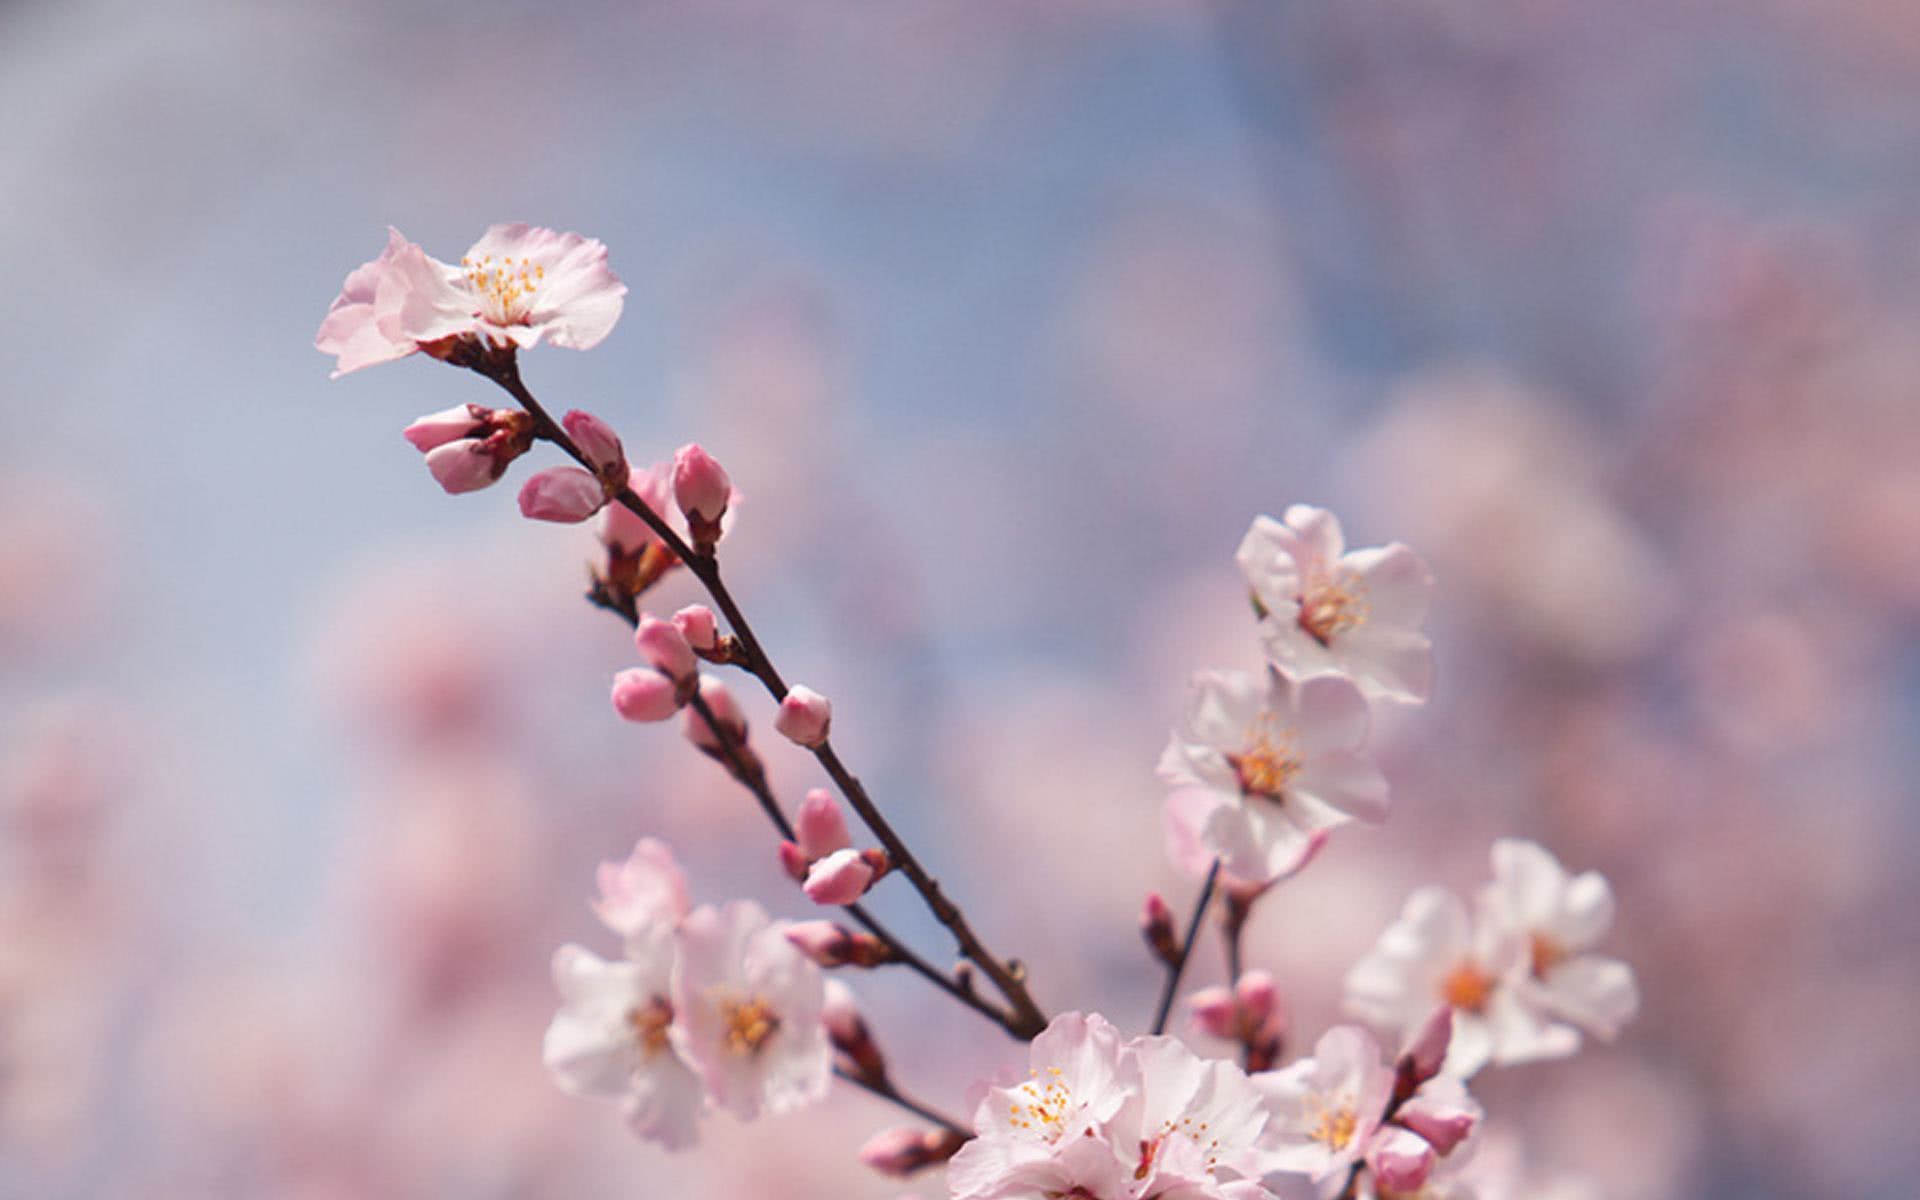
(1480, 839, 1640, 1042)
(1394, 1076, 1481, 1157)
(600, 461, 675, 557)
(794, 788, 851, 859)
(402, 403, 493, 452)
(590, 838, 691, 950)
(517, 466, 606, 523)
(634, 614, 697, 684)
(673, 443, 732, 523)
(1254, 1025, 1395, 1188)
(542, 942, 704, 1150)
(669, 900, 830, 1121)
(1236, 506, 1434, 704)
(774, 685, 832, 748)
(1108, 1034, 1277, 1195)
(423, 439, 506, 494)
(673, 604, 719, 652)
(1365, 1125, 1436, 1194)
(562, 409, 627, 480)
(1158, 667, 1386, 883)
(317, 224, 626, 376)
(1343, 887, 1573, 1078)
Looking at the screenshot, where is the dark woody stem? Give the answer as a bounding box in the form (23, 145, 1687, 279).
(588, 587, 1024, 1035)
(1148, 858, 1220, 1036)
(833, 1066, 970, 1139)
(482, 354, 1047, 1039)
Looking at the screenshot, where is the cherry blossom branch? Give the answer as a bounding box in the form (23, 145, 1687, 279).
(1148, 859, 1220, 1036)
(833, 1066, 969, 1138)
(586, 590, 1024, 1034)
(477, 351, 1047, 1039)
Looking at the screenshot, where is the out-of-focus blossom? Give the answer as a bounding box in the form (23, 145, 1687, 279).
(317, 225, 626, 376)
(775, 685, 833, 748)
(858, 1125, 965, 1178)
(590, 838, 691, 951)
(600, 461, 676, 557)
(1159, 667, 1386, 883)
(1480, 840, 1638, 1043)
(670, 900, 830, 1121)
(635, 614, 699, 685)
(611, 667, 681, 723)
(1236, 506, 1434, 704)
(1343, 887, 1572, 1077)
(801, 847, 875, 906)
(674, 605, 720, 652)
(542, 943, 704, 1150)
(683, 676, 748, 752)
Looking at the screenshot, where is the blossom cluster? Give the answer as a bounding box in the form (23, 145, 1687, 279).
(543, 838, 831, 1147)
(318, 225, 1641, 1199)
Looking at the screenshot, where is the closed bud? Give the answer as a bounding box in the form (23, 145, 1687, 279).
(1141, 891, 1179, 966)
(1365, 1126, 1436, 1194)
(672, 442, 732, 522)
(787, 920, 856, 966)
(774, 685, 832, 748)
(803, 847, 876, 906)
(518, 466, 606, 523)
(672, 604, 720, 652)
(1397, 1006, 1453, 1095)
(423, 439, 502, 494)
(795, 788, 851, 858)
(635, 614, 697, 683)
(857, 1127, 966, 1178)
(402, 403, 491, 452)
(1188, 986, 1238, 1040)
(777, 840, 809, 883)
(1396, 1078, 1481, 1157)
(611, 668, 680, 723)
(561, 409, 627, 481)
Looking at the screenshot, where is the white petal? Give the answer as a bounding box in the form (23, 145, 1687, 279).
(1543, 955, 1638, 1039)
(1344, 543, 1433, 628)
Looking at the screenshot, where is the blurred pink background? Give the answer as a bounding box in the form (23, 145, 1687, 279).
(4, 1, 1918, 1196)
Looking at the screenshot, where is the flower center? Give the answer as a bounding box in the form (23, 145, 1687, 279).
(1007, 1066, 1076, 1143)
(1530, 932, 1567, 978)
(720, 995, 780, 1056)
(1307, 1096, 1359, 1151)
(1298, 572, 1367, 647)
(460, 253, 544, 325)
(627, 996, 674, 1057)
(1441, 961, 1494, 1013)
(1232, 731, 1301, 800)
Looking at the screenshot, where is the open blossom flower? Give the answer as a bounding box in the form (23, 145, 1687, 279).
(948, 1012, 1138, 1199)
(1109, 1035, 1278, 1196)
(317, 224, 626, 376)
(1256, 1025, 1395, 1195)
(1479, 839, 1639, 1043)
(1343, 888, 1573, 1078)
(1158, 667, 1386, 883)
(590, 837, 690, 952)
(542, 942, 705, 1150)
(1236, 507, 1434, 704)
(670, 900, 830, 1121)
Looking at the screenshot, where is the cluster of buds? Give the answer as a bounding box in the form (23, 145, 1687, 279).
(1188, 968, 1287, 1070)
(402, 403, 535, 494)
(778, 789, 889, 906)
(519, 410, 627, 523)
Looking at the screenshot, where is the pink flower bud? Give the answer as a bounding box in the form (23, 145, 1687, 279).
(518, 466, 606, 523)
(858, 1127, 965, 1178)
(610, 668, 680, 723)
(1140, 891, 1179, 965)
(600, 463, 668, 556)
(1400, 1006, 1453, 1090)
(672, 604, 719, 652)
(683, 676, 745, 751)
(777, 840, 809, 883)
(1188, 986, 1238, 1040)
(786, 920, 855, 967)
(672, 442, 732, 523)
(1235, 970, 1286, 1042)
(402, 403, 490, 452)
(562, 409, 626, 478)
(1396, 1078, 1481, 1157)
(774, 685, 832, 748)
(634, 614, 697, 682)
(423, 439, 501, 494)
(804, 847, 875, 906)
(795, 788, 851, 859)
(1365, 1126, 1436, 1194)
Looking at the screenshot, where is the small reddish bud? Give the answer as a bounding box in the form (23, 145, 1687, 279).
(1141, 891, 1179, 966)
(1366, 1126, 1436, 1193)
(774, 685, 832, 748)
(672, 442, 731, 551)
(858, 1127, 966, 1178)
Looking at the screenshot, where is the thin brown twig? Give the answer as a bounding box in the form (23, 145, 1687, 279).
(484, 353, 1047, 1039)
(832, 1066, 970, 1138)
(1149, 859, 1220, 1036)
